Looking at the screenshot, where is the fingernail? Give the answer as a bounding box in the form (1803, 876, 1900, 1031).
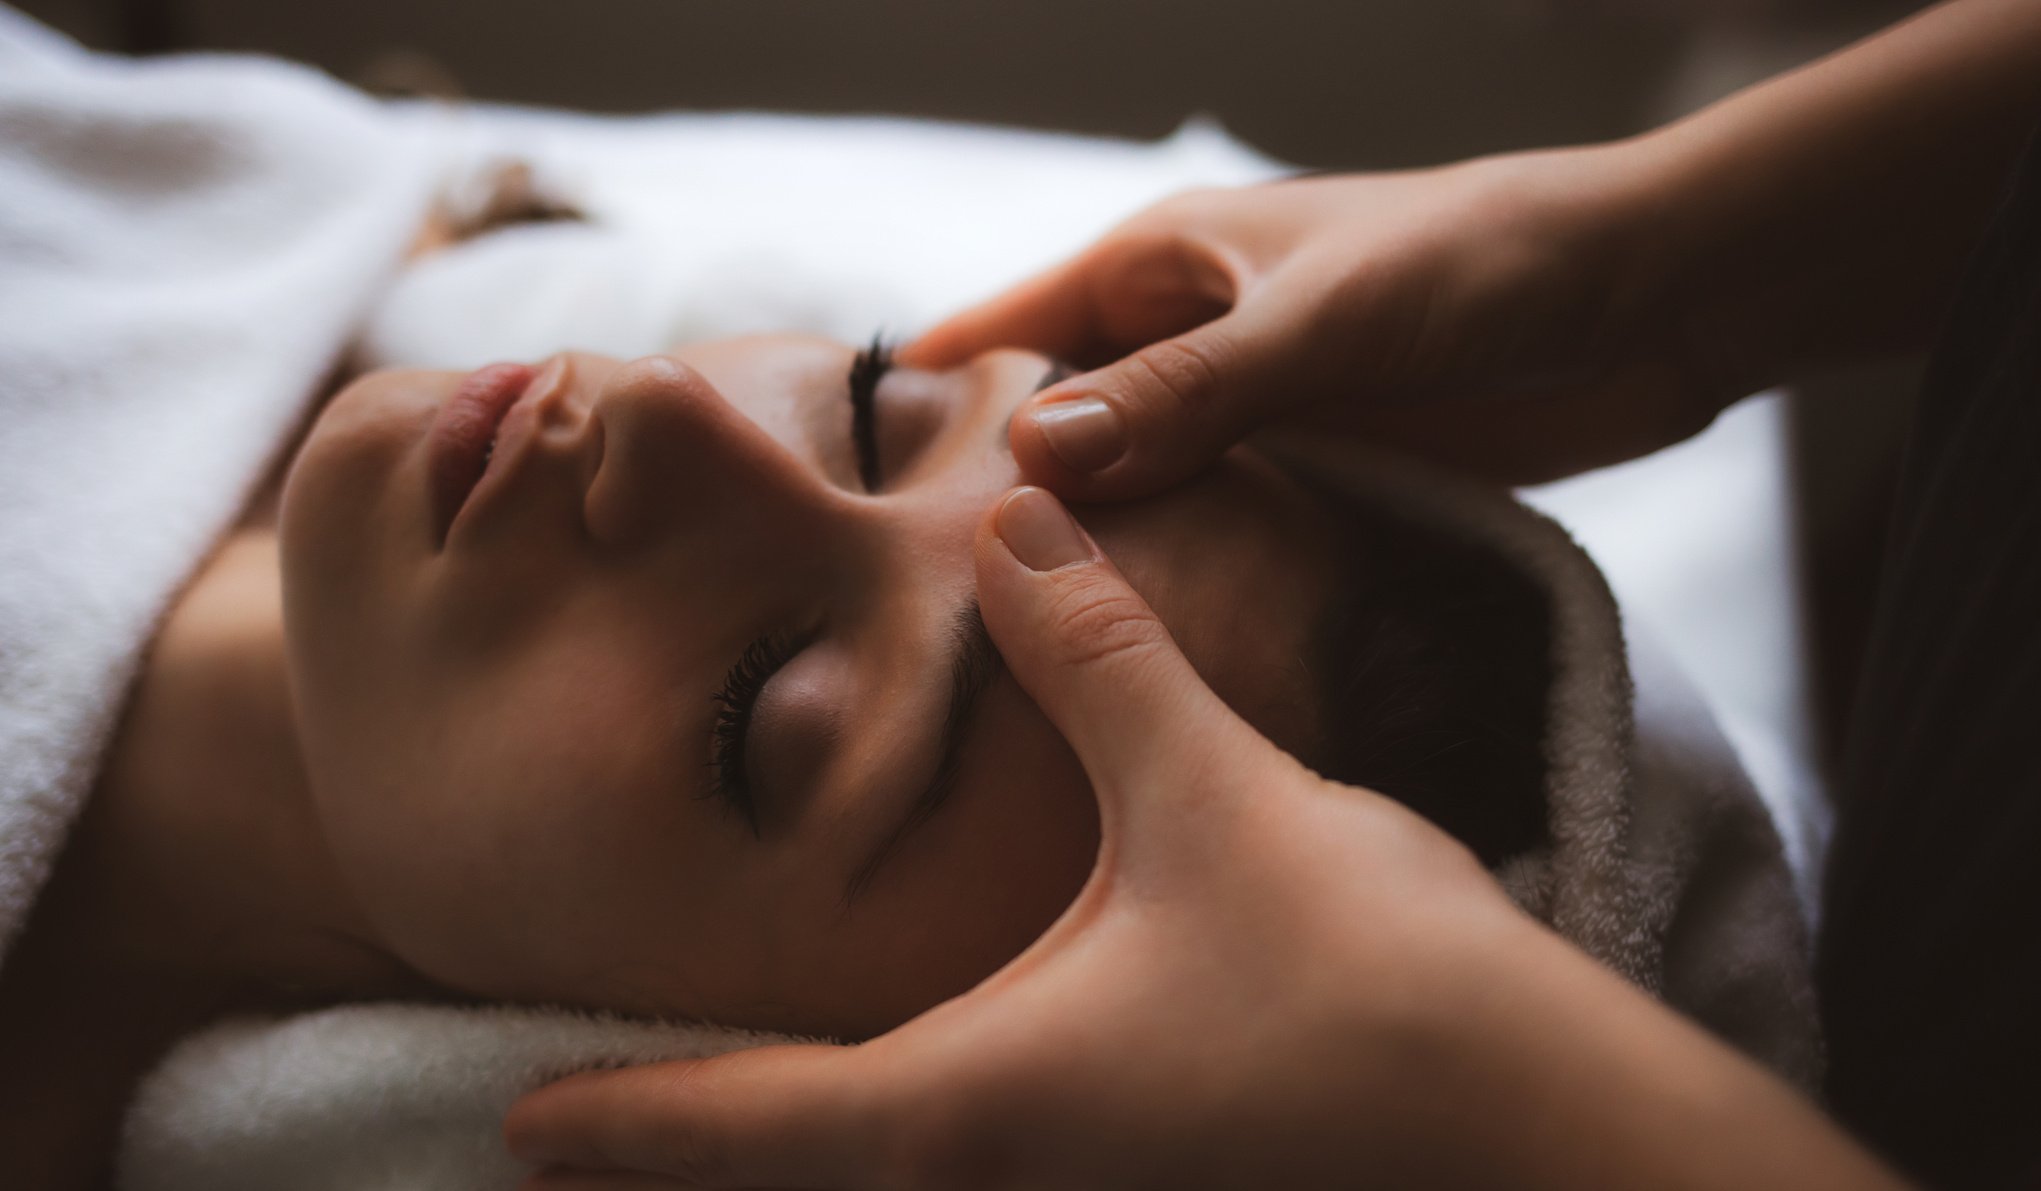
(1031, 397, 1127, 473)
(997, 487, 1094, 572)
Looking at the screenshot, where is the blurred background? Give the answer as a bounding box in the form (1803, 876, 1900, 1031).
(10, 0, 1937, 806)
(14, 0, 1920, 170)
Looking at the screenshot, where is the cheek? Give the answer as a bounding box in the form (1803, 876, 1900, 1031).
(303, 690, 573, 993)
(281, 371, 439, 591)
(302, 633, 713, 1003)
(795, 684, 1101, 1037)
(281, 375, 443, 743)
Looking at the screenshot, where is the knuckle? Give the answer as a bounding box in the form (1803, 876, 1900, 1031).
(1113, 331, 1234, 428)
(1042, 581, 1172, 672)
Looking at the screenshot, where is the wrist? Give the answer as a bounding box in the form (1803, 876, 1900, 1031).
(1604, 118, 1818, 403)
(1577, 0, 2041, 398)
(1497, 124, 1819, 419)
(1452, 138, 1742, 423)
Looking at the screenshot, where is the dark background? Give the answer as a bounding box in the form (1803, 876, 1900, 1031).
(14, 0, 1916, 168)
(11, 0, 1932, 767)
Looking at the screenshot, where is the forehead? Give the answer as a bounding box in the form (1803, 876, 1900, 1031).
(1082, 449, 1337, 754)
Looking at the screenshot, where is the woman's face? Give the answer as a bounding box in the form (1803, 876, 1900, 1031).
(281, 336, 1332, 1038)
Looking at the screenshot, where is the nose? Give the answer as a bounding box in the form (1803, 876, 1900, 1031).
(583, 355, 843, 552)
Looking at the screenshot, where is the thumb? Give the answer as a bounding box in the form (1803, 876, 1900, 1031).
(1008, 295, 1319, 502)
(503, 1044, 892, 1188)
(974, 487, 1269, 839)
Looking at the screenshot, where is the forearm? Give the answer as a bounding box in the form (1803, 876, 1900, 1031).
(1392, 922, 1906, 1190)
(1615, 0, 2041, 393)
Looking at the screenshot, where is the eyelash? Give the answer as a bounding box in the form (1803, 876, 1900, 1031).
(704, 335, 890, 832)
(847, 333, 893, 492)
(707, 628, 811, 835)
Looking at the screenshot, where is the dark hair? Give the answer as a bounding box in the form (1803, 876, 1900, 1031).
(1300, 493, 1553, 869)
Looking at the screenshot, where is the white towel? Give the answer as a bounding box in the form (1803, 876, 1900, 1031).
(121, 1005, 807, 1191)
(0, 8, 442, 969)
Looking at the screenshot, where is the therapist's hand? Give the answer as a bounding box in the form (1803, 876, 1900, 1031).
(504, 488, 1897, 1191)
(912, 0, 2041, 501)
(505, 487, 1899, 1191)
(904, 148, 1728, 495)
(503, 484, 1534, 1189)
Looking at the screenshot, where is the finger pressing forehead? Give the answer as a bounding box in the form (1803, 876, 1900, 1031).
(971, 488, 1264, 815)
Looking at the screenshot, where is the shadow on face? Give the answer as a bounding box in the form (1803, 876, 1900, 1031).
(279, 335, 1335, 1038)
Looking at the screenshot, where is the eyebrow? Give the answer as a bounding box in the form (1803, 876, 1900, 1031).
(842, 601, 1004, 906)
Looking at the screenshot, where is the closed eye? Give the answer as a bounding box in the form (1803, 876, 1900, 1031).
(706, 628, 811, 836)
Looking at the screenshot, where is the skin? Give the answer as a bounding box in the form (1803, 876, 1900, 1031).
(281, 339, 1335, 1039)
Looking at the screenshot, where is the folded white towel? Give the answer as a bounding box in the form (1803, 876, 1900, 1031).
(121, 1005, 806, 1191)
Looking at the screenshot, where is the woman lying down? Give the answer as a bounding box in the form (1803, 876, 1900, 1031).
(0, 25, 1811, 1183)
(5, 329, 1818, 1185)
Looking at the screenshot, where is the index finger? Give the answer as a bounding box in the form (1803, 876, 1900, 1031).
(504, 1044, 893, 1189)
(899, 251, 1110, 370)
(906, 224, 1245, 373)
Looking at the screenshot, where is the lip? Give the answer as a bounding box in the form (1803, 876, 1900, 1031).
(428, 361, 536, 547)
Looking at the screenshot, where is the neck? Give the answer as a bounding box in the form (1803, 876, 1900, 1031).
(61, 527, 416, 1011)
(0, 527, 421, 1188)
